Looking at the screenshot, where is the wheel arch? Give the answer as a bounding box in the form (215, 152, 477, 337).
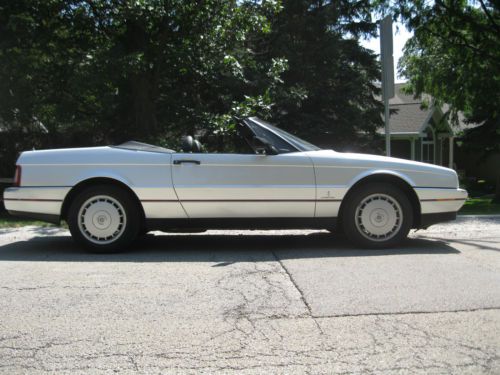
(338, 172, 421, 228)
(61, 177, 145, 222)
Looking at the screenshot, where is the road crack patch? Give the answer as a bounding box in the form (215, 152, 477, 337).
(270, 250, 325, 335)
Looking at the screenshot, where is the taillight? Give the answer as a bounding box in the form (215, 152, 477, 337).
(14, 165, 22, 187)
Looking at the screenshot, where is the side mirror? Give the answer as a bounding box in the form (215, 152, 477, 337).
(252, 136, 278, 155)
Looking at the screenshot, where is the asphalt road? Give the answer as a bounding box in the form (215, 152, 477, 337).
(0, 216, 499, 374)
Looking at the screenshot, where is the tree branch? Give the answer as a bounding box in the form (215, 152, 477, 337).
(478, 0, 500, 34)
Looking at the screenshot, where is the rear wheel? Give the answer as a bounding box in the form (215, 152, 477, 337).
(67, 185, 141, 252)
(342, 183, 413, 248)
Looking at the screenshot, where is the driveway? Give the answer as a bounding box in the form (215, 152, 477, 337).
(0, 216, 499, 374)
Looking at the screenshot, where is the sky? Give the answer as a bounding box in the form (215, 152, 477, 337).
(360, 23, 412, 83)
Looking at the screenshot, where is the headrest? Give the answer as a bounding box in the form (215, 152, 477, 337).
(181, 136, 194, 152)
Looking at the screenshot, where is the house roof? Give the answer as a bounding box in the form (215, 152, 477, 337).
(388, 83, 432, 105)
(385, 102, 434, 134)
(378, 83, 481, 136)
(378, 83, 445, 136)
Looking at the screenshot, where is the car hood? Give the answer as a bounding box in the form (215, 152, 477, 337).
(304, 149, 459, 188)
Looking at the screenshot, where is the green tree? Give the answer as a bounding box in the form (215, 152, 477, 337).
(260, 0, 383, 150)
(0, 0, 281, 151)
(0, 0, 385, 172)
(376, 0, 500, 198)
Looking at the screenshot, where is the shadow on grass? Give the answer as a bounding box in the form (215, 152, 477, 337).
(0, 211, 56, 230)
(0, 231, 460, 263)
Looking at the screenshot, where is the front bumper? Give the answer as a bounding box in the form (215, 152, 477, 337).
(3, 186, 70, 222)
(415, 187, 468, 214)
(419, 211, 457, 228)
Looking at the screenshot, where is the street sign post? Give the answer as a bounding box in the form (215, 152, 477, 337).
(380, 15, 394, 156)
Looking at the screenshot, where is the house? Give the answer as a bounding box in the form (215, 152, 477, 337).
(307, 83, 474, 171)
(379, 83, 463, 169)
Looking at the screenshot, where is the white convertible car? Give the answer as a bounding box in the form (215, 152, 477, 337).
(3, 117, 467, 251)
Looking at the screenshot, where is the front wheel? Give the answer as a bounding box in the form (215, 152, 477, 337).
(67, 185, 141, 252)
(342, 183, 413, 248)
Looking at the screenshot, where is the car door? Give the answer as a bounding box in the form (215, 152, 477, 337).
(171, 152, 316, 218)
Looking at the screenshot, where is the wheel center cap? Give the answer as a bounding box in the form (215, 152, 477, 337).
(370, 209, 388, 227)
(93, 210, 111, 230)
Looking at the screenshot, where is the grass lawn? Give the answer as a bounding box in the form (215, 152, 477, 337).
(459, 197, 500, 215)
(0, 211, 56, 229)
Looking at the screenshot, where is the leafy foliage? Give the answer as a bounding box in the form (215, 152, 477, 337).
(0, 0, 383, 176)
(377, 0, 500, 156)
(261, 0, 383, 149)
(0, 0, 280, 140)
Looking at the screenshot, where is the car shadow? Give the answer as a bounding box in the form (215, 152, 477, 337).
(0, 231, 460, 263)
(418, 235, 500, 252)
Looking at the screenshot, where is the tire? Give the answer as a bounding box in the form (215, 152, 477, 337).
(341, 183, 413, 248)
(67, 185, 141, 252)
(138, 224, 150, 237)
(326, 224, 345, 237)
(138, 228, 150, 237)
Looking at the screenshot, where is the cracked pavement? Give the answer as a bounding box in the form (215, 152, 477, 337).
(0, 216, 499, 374)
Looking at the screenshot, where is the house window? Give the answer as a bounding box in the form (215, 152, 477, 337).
(421, 127, 435, 164)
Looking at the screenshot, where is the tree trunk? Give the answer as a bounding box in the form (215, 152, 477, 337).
(132, 74, 158, 139)
(117, 18, 159, 142)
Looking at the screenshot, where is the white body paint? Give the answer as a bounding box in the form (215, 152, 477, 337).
(4, 146, 467, 224)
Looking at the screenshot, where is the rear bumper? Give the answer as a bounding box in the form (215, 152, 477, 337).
(3, 186, 69, 222)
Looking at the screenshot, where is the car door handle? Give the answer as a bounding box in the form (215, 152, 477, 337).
(173, 159, 201, 165)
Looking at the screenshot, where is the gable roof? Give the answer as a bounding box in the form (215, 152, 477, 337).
(387, 102, 434, 134)
(378, 83, 445, 135)
(377, 83, 481, 136)
(388, 83, 432, 105)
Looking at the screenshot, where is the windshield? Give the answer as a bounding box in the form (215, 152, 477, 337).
(248, 117, 321, 152)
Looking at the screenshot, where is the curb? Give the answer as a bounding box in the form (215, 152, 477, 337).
(457, 214, 500, 218)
